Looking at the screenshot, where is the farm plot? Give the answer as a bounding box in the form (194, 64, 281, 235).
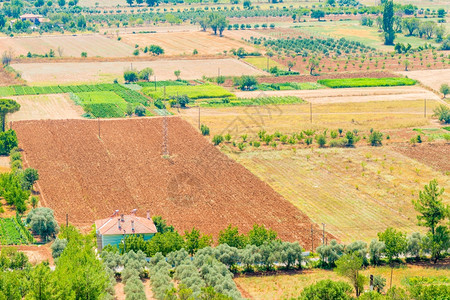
(235, 262, 450, 300)
(0, 35, 134, 58)
(8, 94, 84, 121)
(182, 99, 441, 139)
(13, 117, 331, 247)
(143, 84, 234, 100)
(228, 146, 450, 243)
(12, 58, 265, 84)
(393, 142, 450, 173)
(397, 68, 450, 93)
(234, 86, 440, 104)
(120, 31, 257, 56)
(0, 217, 32, 245)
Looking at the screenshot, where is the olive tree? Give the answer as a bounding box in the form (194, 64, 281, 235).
(26, 207, 59, 241)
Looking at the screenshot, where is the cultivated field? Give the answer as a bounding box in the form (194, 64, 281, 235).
(8, 94, 83, 121)
(12, 58, 265, 84)
(13, 117, 332, 247)
(120, 31, 257, 56)
(397, 68, 450, 93)
(229, 146, 450, 243)
(234, 86, 440, 104)
(181, 99, 441, 138)
(235, 260, 450, 299)
(0, 35, 134, 58)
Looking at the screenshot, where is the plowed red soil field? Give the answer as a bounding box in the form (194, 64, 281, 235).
(13, 117, 331, 247)
(392, 142, 450, 173)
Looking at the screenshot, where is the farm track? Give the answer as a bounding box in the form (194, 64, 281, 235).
(13, 117, 331, 247)
(235, 86, 440, 104)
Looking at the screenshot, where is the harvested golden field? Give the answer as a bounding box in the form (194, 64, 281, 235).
(8, 94, 83, 121)
(228, 145, 450, 243)
(397, 68, 450, 93)
(181, 100, 441, 138)
(13, 117, 331, 247)
(12, 58, 265, 84)
(0, 35, 134, 58)
(120, 31, 257, 56)
(235, 260, 450, 300)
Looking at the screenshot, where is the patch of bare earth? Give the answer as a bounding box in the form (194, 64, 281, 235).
(235, 86, 440, 104)
(391, 142, 450, 173)
(396, 68, 450, 94)
(13, 117, 331, 248)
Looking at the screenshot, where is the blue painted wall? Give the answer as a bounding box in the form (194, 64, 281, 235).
(100, 233, 155, 250)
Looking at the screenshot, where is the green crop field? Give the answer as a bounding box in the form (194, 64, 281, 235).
(0, 83, 127, 97)
(243, 57, 286, 71)
(143, 84, 234, 100)
(318, 77, 417, 88)
(198, 96, 304, 107)
(75, 91, 128, 118)
(137, 80, 189, 88)
(0, 218, 33, 245)
(257, 82, 325, 91)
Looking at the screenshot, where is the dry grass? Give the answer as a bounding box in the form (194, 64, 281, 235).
(227, 146, 450, 243)
(11, 58, 265, 85)
(120, 31, 257, 56)
(180, 100, 441, 138)
(397, 68, 450, 93)
(8, 94, 84, 121)
(235, 261, 450, 300)
(0, 35, 134, 58)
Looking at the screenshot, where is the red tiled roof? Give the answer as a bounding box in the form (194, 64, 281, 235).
(95, 214, 157, 236)
(20, 14, 42, 18)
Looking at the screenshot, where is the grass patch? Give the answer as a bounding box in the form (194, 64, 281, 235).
(143, 84, 234, 100)
(257, 82, 325, 91)
(243, 57, 286, 71)
(318, 77, 416, 88)
(75, 91, 127, 118)
(198, 96, 304, 107)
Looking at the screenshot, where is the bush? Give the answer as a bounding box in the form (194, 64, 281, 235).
(433, 104, 450, 123)
(134, 105, 146, 116)
(368, 131, 383, 146)
(212, 135, 224, 145)
(200, 124, 210, 136)
(21, 168, 39, 190)
(299, 279, 353, 300)
(315, 134, 327, 147)
(124, 71, 139, 83)
(0, 129, 18, 155)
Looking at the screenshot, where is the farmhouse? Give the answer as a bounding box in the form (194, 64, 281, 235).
(20, 14, 49, 25)
(95, 210, 157, 251)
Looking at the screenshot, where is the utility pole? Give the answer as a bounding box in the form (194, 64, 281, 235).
(424, 99, 427, 118)
(66, 214, 68, 226)
(322, 223, 325, 245)
(311, 224, 314, 252)
(198, 106, 201, 130)
(390, 266, 393, 289)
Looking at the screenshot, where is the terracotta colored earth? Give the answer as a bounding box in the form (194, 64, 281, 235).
(392, 142, 450, 173)
(13, 117, 332, 247)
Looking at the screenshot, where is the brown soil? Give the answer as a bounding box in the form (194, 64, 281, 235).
(13, 117, 333, 248)
(392, 142, 450, 173)
(0, 68, 22, 86)
(2, 245, 54, 265)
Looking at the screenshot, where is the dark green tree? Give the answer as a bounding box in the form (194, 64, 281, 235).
(0, 99, 20, 132)
(299, 279, 353, 300)
(218, 224, 247, 248)
(383, 0, 395, 45)
(377, 227, 407, 263)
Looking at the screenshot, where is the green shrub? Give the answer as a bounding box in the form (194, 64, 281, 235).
(0, 130, 18, 155)
(368, 131, 383, 146)
(212, 135, 224, 145)
(200, 124, 210, 136)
